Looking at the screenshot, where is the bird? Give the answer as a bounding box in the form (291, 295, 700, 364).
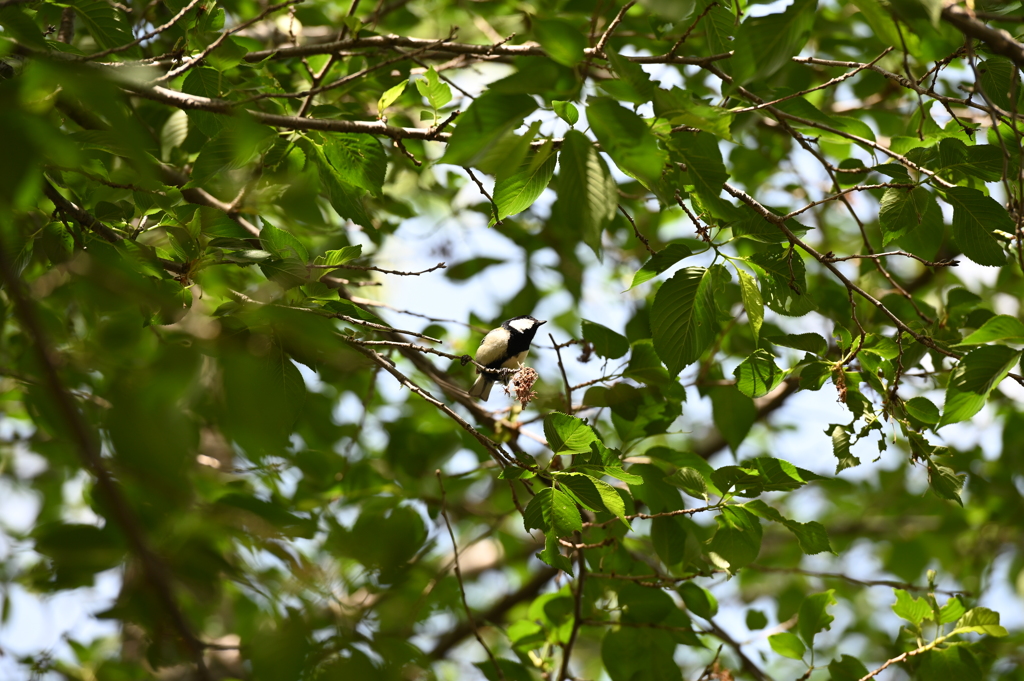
(469, 315, 547, 400)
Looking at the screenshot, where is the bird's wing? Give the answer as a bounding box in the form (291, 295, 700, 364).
(475, 327, 510, 367)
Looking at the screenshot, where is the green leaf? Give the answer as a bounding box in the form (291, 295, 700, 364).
(260, 223, 309, 262)
(957, 314, 1024, 345)
(766, 333, 828, 356)
(534, 18, 587, 67)
(160, 110, 189, 163)
(588, 97, 667, 186)
(798, 590, 837, 645)
(415, 67, 452, 110)
(523, 487, 583, 537)
(324, 134, 388, 196)
(663, 467, 709, 501)
(768, 632, 806, 660)
(743, 499, 834, 555)
(493, 147, 557, 221)
(62, 0, 134, 51)
(927, 462, 965, 506)
(581, 319, 629, 359)
(0, 6, 49, 50)
(746, 609, 768, 630)
(296, 137, 373, 229)
(878, 186, 942, 246)
(892, 589, 933, 625)
(316, 245, 362, 267)
(377, 79, 409, 118)
(651, 266, 722, 375)
(653, 86, 734, 141)
(710, 385, 756, 452)
(737, 268, 763, 342)
(553, 471, 630, 528)
(733, 349, 785, 398)
(441, 92, 536, 167)
(828, 424, 861, 472)
(917, 645, 983, 681)
(732, 0, 818, 85)
(706, 506, 762, 572)
(444, 256, 504, 281)
(638, 0, 695, 21)
(602, 628, 683, 681)
(940, 345, 1020, 426)
(605, 46, 655, 103)
(905, 396, 940, 424)
(552, 100, 579, 126)
(938, 598, 966, 624)
(669, 130, 732, 218)
(678, 582, 717, 619)
(551, 130, 618, 257)
(954, 607, 1008, 637)
(544, 412, 600, 455)
(538, 533, 575, 574)
(943, 186, 1012, 267)
(628, 242, 694, 290)
(749, 246, 815, 317)
(828, 655, 870, 681)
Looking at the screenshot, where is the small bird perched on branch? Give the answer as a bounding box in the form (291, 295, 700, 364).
(469, 316, 546, 400)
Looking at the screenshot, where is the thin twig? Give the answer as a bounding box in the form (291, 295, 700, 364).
(618, 204, 654, 255)
(593, 0, 636, 55)
(583, 505, 717, 529)
(307, 261, 446, 275)
(550, 332, 573, 414)
(465, 168, 502, 225)
(436, 470, 506, 681)
(557, 541, 586, 681)
(749, 564, 969, 596)
(78, 0, 203, 60)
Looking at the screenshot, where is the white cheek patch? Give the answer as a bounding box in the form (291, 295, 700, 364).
(508, 318, 536, 333)
(476, 328, 509, 365)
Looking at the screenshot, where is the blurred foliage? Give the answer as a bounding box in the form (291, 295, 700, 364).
(2, 0, 1024, 679)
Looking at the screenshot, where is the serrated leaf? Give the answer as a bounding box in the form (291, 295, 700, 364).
(732, 0, 817, 85)
(324, 134, 387, 197)
(734, 349, 785, 398)
(551, 130, 617, 257)
(749, 246, 815, 316)
(706, 506, 762, 572)
(905, 396, 940, 424)
(878, 186, 942, 246)
(415, 66, 452, 111)
(581, 320, 629, 359)
(522, 487, 582, 537)
(544, 412, 599, 455)
(317, 245, 362, 267)
(63, 0, 134, 51)
(588, 97, 667, 187)
(534, 18, 587, 67)
(553, 472, 630, 528)
(828, 424, 860, 472)
(892, 589, 933, 625)
(954, 607, 1008, 637)
(442, 92, 536, 167)
(651, 266, 721, 375)
(939, 598, 966, 624)
(669, 130, 732, 218)
(737, 268, 763, 341)
(538, 533, 575, 574)
(928, 463, 965, 506)
(628, 242, 693, 290)
(160, 110, 189, 163)
(296, 137, 372, 229)
(663, 467, 708, 501)
(766, 333, 828, 355)
(493, 149, 557, 221)
(743, 499, 834, 555)
(678, 582, 717, 619)
(940, 345, 1020, 426)
(944, 186, 1011, 267)
(958, 314, 1024, 345)
(605, 46, 655, 103)
(653, 86, 734, 141)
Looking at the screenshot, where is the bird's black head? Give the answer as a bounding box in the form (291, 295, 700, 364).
(502, 315, 546, 341)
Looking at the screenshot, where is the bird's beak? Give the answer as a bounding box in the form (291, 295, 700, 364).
(538, 320, 547, 325)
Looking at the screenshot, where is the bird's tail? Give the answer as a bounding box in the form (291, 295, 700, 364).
(469, 374, 492, 400)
